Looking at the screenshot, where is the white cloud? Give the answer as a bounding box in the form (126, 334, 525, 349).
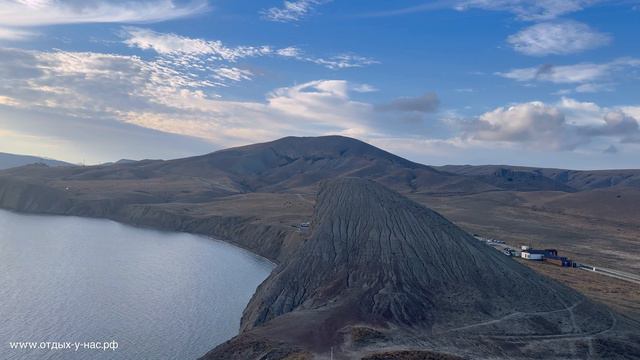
(212, 67, 253, 82)
(0, 0, 208, 27)
(122, 27, 273, 61)
(305, 54, 379, 69)
(620, 106, 640, 120)
(275, 46, 302, 57)
(0, 46, 380, 146)
(467, 101, 578, 149)
(0, 95, 21, 106)
(507, 21, 610, 56)
(462, 98, 640, 150)
(352, 83, 378, 93)
(262, 0, 331, 22)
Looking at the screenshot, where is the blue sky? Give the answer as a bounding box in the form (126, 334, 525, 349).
(0, 0, 639, 169)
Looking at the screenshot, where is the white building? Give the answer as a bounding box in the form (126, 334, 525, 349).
(521, 251, 543, 260)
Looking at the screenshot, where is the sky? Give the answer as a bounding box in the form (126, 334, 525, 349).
(0, 0, 639, 169)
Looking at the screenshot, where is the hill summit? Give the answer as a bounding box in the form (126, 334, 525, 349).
(160, 136, 490, 193)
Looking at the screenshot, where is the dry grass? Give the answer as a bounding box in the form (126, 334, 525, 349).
(412, 191, 640, 274)
(517, 259, 640, 321)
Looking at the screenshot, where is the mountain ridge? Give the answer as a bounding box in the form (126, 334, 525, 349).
(437, 164, 640, 192)
(0, 152, 71, 170)
(3, 136, 639, 195)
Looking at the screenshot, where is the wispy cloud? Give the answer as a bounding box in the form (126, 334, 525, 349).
(0, 26, 35, 40)
(121, 27, 379, 72)
(0, 95, 21, 106)
(122, 27, 274, 61)
(360, 0, 605, 20)
(0, 0, 208, 27)
(497, 58, 640, 92)
(121, 27, 286, 87)
(453, 0, 598, 21)
(262, 0, 331, 22)
(507, 21, 610, 56)
(305, 54, 379, 70)
(212, 67, 253, 82)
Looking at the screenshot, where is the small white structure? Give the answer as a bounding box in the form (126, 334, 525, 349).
(521, 245, 530, 251)
(521, 251, 543, 260)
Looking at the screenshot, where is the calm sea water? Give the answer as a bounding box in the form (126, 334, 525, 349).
(0, 209, 274, 360)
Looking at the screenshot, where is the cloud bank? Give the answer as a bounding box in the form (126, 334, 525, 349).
(1, 44, 637, 163)
(462, 98, 640, 150)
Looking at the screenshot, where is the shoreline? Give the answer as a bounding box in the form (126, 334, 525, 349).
(0, 207, 279, 268)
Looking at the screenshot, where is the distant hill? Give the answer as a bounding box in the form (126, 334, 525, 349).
(0, 152, 71, 170)
(0, 136, 495, 204)
(437, 164, 640, 191)
(154, 135, 494, 194)
(99, 159, 139, 166)
(1, 137, 639, 213)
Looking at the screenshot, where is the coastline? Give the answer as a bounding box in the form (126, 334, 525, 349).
(0, 175, 294, 265)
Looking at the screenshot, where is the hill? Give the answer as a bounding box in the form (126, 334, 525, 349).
(0, 136, 495, 213)
(437, 164, 640, 192)
(16, 136, 491, 195)
(0, 152, 71, 170)
(202, 178, 640, 359)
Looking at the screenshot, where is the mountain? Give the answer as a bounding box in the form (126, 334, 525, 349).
(438, 164, 640, 192)
(203, 178, 640, 359)
(4, 138, 637, 205)
(0, 152, 71, 170)
(61, 135, 493, 194)
(0, 136, 495, 209)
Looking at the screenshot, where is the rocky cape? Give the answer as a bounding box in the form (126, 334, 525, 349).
(201, 178, 640, 359)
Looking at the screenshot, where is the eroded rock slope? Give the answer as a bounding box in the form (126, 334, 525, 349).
(204, 178, 640, 359)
